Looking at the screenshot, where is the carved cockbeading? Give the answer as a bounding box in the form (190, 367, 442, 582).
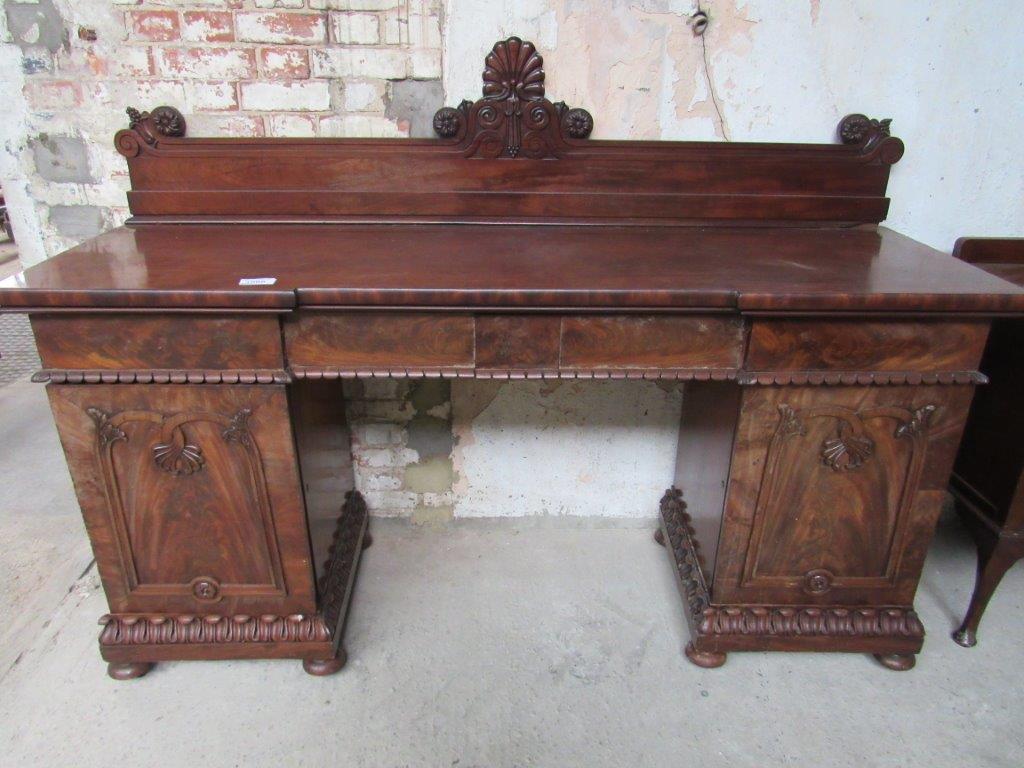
(432, 36, 594, 158)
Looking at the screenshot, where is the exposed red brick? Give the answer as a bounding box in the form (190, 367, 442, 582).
(235, 12, 326, 44)
(258, 47, 311, 79)
(155, 47, 257, 80)
(84, 47, 153, 78)
(129, 10, 180, 42)
(24, 80, 82, 111)
(182, 11, 234, 43)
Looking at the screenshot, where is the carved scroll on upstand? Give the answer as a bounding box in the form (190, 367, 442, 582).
(115, 105, 186, 157)
(432, 36, 593, 159)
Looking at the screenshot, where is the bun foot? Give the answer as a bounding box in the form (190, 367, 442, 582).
(107, 661, 153, 680)
(303, 650, 347, 676)
(873, 652, 916, 671)
(362, 532, 373, 549)
(684, 642, 726, 669)
(653, 528, 665, 546)
(952, 626, 977, 648)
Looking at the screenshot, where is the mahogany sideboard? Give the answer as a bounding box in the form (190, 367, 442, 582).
(4, 37, 1024, 679)
(949, 237, 1024, 647)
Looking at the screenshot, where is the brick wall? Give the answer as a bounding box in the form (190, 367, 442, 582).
(1, 0, 443, 265)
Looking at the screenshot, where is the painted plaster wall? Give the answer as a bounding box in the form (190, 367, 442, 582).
(1, 0, 444, 267)
(444, 0, 1024, 249)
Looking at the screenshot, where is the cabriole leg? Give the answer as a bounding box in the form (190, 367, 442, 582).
(953, 538, 1019, 648)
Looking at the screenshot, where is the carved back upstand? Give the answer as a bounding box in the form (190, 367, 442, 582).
(4, 37, 1023, 680)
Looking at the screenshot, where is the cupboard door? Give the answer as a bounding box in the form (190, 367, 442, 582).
(48, 385, 316, 615)
(713, 385, 973, 605)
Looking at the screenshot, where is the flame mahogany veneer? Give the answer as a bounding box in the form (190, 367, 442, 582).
(3, 37, 1024, 678)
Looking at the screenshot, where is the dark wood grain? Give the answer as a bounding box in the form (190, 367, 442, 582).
(561, 315, 744, 369)
(948, 237, 1024, 647)
(670, 382, 741, 580)
(953, 237, 1024, 266)
(8, 37, 1024, 676)
(31, 313, 284, 371)
(5, 225, 1023, 312)
(746, 320, 989, 372)
(475, 315, 560, 369)
(47, 384, 316, 617)
(110, 37, 902, 228)
(712, 384, 974, 607)
(285, 312, 475, 368)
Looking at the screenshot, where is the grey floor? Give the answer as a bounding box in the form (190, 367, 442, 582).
(1, 377, 1023, 767)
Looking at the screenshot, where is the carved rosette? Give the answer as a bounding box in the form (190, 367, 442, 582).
(432, 36, 593, 159)
(189, 576, 221, 603)
(115, 105, 187, 157)
(803, 569, 834, 596)
(837, 113, 904, 165)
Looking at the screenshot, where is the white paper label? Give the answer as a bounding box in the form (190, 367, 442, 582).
(238, 277, 277, 286)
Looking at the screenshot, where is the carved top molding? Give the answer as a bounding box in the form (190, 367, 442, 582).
(432, 36, 594, 159)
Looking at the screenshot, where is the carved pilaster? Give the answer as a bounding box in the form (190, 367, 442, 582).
(320, 490, 370, 654)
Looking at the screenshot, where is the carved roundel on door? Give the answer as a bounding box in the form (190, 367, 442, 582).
(190, 576, 222, 602)
(803, 569, 834, 595)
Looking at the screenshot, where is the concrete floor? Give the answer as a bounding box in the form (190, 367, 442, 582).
(1, 381, 1023, 767)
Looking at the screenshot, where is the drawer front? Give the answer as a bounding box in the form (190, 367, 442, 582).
(287, 312, 744, 372)
(47, 384, 316, 615)
(745, 320, 989, 372)
(31, 313, 284, 371)
(475, 315, 560, 370)
(286, 312, 475, 369)
(560, 315, 744, 370)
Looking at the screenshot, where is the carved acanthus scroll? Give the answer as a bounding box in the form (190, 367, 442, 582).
(116, 105, 186, 157)
(433, 36, 593, 159)
(837, 113, 904, 164)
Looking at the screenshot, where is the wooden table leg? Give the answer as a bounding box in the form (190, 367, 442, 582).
(953, 536, 1022, 647)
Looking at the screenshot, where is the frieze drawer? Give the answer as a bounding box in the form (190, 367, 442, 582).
(745, 320, 989, 374)
(31, 313, 285, 374)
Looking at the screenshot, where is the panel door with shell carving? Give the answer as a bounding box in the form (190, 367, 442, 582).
(712, 385, 974, 606)
(47, 384, 317, 616)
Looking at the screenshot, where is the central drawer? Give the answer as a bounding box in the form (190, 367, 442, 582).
(285, 312, 745, 373)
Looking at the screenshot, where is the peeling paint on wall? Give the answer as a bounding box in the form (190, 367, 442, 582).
(451, 381, 683, 519)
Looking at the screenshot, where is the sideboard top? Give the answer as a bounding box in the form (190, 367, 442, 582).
(3, 36, 1020, 316)
(4, 224, 1024, 313)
